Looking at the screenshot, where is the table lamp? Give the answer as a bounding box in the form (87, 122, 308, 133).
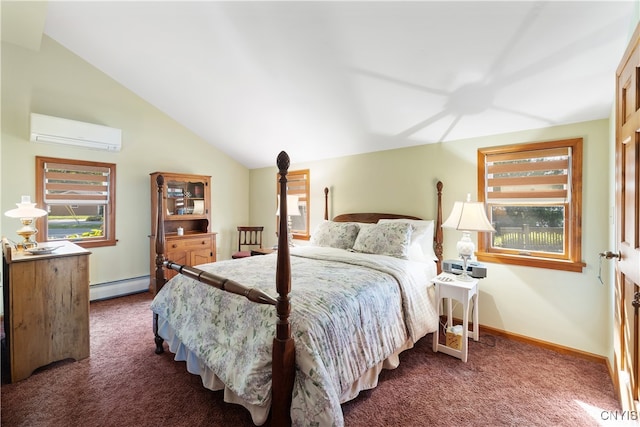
(5, 195, 48, 249)
(276, 194, 301, 247)
(442, 194, 494, 280)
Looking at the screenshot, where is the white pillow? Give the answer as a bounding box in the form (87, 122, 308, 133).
(352, 222, 413, 259)
(378, 219, 438, 263)
(310, 221, 361, 250)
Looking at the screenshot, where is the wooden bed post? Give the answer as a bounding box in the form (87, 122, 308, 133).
(435, 181, 443, 273)
(154, 174, 166, 354)
(271, 151, 295, 427)
(323, 187, 329, 220)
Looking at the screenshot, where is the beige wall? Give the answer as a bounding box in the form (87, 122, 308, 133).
(251, 119, 612, 357)
(1, 36, 250, 287)
(0, 23, 615, 358)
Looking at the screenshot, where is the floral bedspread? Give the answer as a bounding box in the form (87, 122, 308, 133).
(150, 246, 438, 427)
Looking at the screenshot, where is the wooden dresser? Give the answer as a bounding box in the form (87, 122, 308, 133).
(2, 240, 91, 383)
(149, 172, 217, 294)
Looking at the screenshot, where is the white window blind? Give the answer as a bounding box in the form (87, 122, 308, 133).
(43, 161, 111, 205)
(486, 147, 570, 203)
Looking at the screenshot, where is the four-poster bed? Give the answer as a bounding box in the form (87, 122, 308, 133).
(151, 151, 444, 426)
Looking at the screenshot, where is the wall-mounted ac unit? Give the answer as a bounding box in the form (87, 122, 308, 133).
(30, 113, 122, 152)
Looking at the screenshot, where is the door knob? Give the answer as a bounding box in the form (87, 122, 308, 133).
(597, 250, 621, 285)
(599, 250, 621, 260)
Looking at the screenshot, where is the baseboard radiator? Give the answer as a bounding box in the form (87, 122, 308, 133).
(90, 276, 149, 301)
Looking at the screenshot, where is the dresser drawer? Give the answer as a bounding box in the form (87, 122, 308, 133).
(167, 235, 213, 251)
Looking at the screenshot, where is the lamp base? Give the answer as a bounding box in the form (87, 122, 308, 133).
(457, 272, 475, 282)
(456, 232, 475, 281)
(457, 254, 474, 281)
(18, 240, 38, 250)
(16, 224, 39, 250)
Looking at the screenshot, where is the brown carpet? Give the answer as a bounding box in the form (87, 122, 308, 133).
(1, 292, 621, 426)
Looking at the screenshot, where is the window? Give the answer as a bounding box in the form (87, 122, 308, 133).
(276, 169, 310, 240)
(36, 157, 116, 248)
(477, 138, 584, 272)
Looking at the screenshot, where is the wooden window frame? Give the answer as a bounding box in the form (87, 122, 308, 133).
(276, 169, 310, 241)
(36, 156, 117, 248)
(477, 138, 585, 272)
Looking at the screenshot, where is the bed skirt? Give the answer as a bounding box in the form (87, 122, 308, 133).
(156, 315, 414, 426)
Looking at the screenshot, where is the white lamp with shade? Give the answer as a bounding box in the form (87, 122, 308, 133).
(4, 195, 48, 249)
(276, 194, 301, 247)
(442, 194, 495, 281)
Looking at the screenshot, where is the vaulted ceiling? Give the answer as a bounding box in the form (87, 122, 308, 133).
(5, 1, 637, 168)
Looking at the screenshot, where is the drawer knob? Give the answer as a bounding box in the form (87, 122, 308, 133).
(201, 241, 206, 245)
(172, 244, 177, 248)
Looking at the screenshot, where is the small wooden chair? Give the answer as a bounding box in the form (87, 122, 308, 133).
(232, 226, 264, 259)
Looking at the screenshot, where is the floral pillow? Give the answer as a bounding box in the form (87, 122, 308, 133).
(378, 219, 438, 262)
(352, 222, 413, 259)
(310, 221, 361, 250)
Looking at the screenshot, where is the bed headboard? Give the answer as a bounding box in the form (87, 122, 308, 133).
(323, 182, 444, 272)
(332, 212, 422, 223)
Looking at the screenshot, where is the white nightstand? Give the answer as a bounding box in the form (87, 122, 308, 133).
(432, 273, 479, 362)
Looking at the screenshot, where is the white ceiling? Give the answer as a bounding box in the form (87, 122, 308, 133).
(35, 1, 638, 168)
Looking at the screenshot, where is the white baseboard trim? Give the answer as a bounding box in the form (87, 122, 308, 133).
(90, 276, 149, 301)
